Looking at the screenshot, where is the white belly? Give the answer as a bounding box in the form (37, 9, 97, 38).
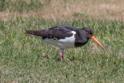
(44, 31, 76, 49)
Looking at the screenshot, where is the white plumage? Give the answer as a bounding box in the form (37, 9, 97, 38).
(44, 31, 76, 49)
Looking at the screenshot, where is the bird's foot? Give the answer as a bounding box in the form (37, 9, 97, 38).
(57, 52, 64, 61)
(60, 55, 64, 61)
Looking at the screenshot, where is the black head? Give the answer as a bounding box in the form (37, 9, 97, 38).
(81, 27, 104, 48)
(82, 27, 93, 38)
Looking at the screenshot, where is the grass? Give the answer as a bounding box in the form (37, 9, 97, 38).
(0, 0, 44, 12)
(0, 0, 124, 82)
(0, 17, 124, 83)
(0, 0, 124, 21)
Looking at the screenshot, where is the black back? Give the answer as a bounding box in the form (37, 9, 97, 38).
(26, 25, 77, 40)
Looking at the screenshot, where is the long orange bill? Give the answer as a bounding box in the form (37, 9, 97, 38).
(91, 36, 104, 48)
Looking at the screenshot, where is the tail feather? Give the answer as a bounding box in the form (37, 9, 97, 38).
(26, 30, 43, 36)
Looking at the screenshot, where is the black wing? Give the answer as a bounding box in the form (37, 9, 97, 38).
(26, 25, 76, 40)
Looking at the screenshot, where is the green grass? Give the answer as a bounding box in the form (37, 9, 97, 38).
(0, 0, 44, 12)
(0, 17, 124, 83)
(0, 0, 77, 12)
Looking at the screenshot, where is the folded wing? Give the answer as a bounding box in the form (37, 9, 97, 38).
(26, 26, 74, 40)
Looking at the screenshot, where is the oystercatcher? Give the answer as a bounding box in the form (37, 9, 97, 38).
(26, 25, 104, 60)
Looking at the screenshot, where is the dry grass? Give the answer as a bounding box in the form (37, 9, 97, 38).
(0, 0, 124, 21)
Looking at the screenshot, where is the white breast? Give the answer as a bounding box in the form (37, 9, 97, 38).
(44, 31, 76, 49)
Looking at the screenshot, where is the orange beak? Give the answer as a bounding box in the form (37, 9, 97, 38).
(91, 36, 104, 48)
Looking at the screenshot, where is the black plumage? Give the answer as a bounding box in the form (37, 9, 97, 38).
(26, 25, 93, 47)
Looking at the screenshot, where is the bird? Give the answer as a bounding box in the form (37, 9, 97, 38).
(26, 25, 104, 60)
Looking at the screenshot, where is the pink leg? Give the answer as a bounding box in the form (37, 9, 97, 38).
(59, 49, 64, 61)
